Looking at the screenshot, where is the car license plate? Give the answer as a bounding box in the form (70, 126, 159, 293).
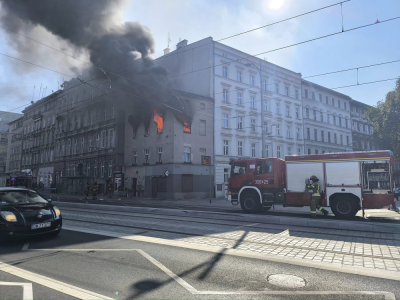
(31, 222, 51, 230)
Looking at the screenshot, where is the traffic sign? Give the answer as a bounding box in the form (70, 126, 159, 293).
(164, 170, 169, 177)
(202, 155, 211, 166)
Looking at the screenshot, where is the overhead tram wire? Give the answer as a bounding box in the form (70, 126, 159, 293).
(304, 59, 400, 78)
(331, 77, 399, 90)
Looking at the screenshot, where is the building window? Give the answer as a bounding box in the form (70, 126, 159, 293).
(109, 129, 114, 147)
(144, 149, 149, 164)
(237, 93, 242, 105)
(133, 151, 137, 164)
(338, 100, 341, 108)
(250, 96, 255, 108)
(308, 149, 311, 154)
(74, 139, 77, 154)
(263, 79, 268, 90)
(237, 116, 243, 130)
(287, 126, 291, 138)
(344, 102, 347, 110)
(312, 91, 315, 100)
(306, 128, 310, 139)
(339, 117, 342, 127)
(264, 121, 268, 133)
(314, 129, 317, 141)
(359, 123, 363, 133)
(263, 100, 267, 111)
(370, 126, 374, 135)
(285, 87, 289, 97)
(101, 130, 106, 148)
(326, 96, 329, 104)
(319, 94, 322, 102)
(81, 137, 84, 153)
(328, 132, 331, 143)
(223, 140, 229, 155)
(108, 160, 112, 177)
(275, 83, 279, 93)
(265, 145, 269, 157)
(315, 150, 319, 154)
(157, 147, 162, 163)
(238, 141, 243, 156)
(295, 107, 299, 118)
(305, 89, 308, 98)
(276, 102, 280, 114)
(224, 168, 229, 183)
(340, 135, 343, 145)
(276, 124, 280, 136)
(251, 143, 256, 158)
(298, 148, 301, 155)
(333, 115, 336, 125)
(313, 110, 317, 120)
(332, 98, 335, 106)
(237, 71, 242, 82)
(306, 108, 309, 118)
(184, 147, 191, 163)
(297, 127, 301, 139)
(287, 147, 292, 155)
(199, 120, 206, 136)
(145, 127, 150, 136)
(250, 119, 256, 132)
(320, 112, 323, 122)
(89, 137, 92, 152)
(353, 121, 357, 131)
(286, 105, 290, 117)
(223, 89, 228, 102)
(87, 163, 90, 176)
(222, 66, 228, 78)
(277, 146, 281, 158)
(334, 133, 337, 144)
(346, 136, 350, 146)
(133, 130, 138, 139)
(321, 131, 324, 142)
(222, 114, 229, 128)
(101, 161, 105, 177)
(361, 140, 364, 149)
(295, 90, 299, 99)
(365, 124, 369, 134)
(250, 75, 255, 86)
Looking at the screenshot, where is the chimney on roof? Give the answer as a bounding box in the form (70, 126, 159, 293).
(163, 48, 170, 55)
(176, 39, 188, 49)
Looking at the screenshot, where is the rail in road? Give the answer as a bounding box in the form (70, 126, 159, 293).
(57, 206, 400, 274)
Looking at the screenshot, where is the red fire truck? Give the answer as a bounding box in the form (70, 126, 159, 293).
(227, 150, 395, 218)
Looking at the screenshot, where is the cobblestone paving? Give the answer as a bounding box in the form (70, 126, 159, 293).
(63, 211, 400, 272)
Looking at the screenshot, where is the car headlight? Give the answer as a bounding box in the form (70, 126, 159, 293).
(53, 206, 61, 218)
(1, 211, 17, 222)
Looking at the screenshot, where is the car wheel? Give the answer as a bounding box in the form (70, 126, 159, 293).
(331, 196, 359, 219)
(240, 192, 261, 213)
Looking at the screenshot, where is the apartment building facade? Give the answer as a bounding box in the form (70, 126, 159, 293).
(350, 100, 376, 151)
(157, 37, 304, 198)
(302, 80, 352, 154)
(6, 116, 24, 174)
(0, 111, 22, 174)
(124, 90, 214, 199)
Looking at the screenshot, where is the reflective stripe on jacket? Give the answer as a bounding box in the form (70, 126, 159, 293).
(311, 182, 320, 196)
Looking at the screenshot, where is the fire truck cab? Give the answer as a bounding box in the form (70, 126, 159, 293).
(228, 151, 396, 219)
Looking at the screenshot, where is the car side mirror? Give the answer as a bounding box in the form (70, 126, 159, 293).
(47, 199, 52, 203)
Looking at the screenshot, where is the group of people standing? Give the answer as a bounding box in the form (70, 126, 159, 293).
(84, 181, 114, 200)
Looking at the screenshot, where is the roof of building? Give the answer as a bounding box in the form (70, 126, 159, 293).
(301, 79, 352, 101)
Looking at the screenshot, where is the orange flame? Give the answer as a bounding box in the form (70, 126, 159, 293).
(153, 109, 163, 133)
(183, 122, 191, 133)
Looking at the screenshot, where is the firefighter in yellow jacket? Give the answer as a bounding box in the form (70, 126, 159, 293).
(307, 175, 329, 217)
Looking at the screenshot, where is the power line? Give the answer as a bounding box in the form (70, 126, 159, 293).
(331, 77, 399, 89)
(304, 59, 400, 78)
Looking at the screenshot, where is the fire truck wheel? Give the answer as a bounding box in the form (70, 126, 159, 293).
(331, 196, 358, 219)
(240, 192, 261, 213)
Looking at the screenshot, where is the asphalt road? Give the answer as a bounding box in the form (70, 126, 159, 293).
(1, 229, 399, 300)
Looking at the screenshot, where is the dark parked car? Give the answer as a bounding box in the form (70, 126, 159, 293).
(0, 188, 62, 239)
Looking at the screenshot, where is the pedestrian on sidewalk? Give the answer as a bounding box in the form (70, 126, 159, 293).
(108, 182, 113, 198)
(92, 181, 99, 200)
(306, 175, 329, 217)
(84, 182, 90, 200)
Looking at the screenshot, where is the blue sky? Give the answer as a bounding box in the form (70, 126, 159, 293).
(0, 0, 399, 113)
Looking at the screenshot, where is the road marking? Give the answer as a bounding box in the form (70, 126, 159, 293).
(62, 225, 400, 282)
(234, 222, 260, 229)
(0, 282, 33, 300)
(0, 261, 114, 300)
(21, 242, 30, 251)
(18, 245, 396, 299)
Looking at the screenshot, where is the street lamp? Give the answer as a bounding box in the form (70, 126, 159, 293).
(245, 59, 266, 158)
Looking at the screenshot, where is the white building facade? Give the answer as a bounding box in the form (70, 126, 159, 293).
(301, 80, 352, 154)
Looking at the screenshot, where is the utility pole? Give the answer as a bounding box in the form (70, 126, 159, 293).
(259, 59, 266, 158)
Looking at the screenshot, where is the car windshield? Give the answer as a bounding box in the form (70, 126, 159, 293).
(0, 190, 48, 205)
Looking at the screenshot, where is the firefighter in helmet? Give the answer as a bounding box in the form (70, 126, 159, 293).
(84, 182, 90, 200)
(307, 175, 329, 217)
(92, 181, 99, 200)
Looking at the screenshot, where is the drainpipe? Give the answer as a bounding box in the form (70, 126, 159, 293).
(212, 39, 216, 198)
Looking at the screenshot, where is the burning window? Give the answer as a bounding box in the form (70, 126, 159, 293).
(153, 109, 163, 134)
(183, 122, 191, 133)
